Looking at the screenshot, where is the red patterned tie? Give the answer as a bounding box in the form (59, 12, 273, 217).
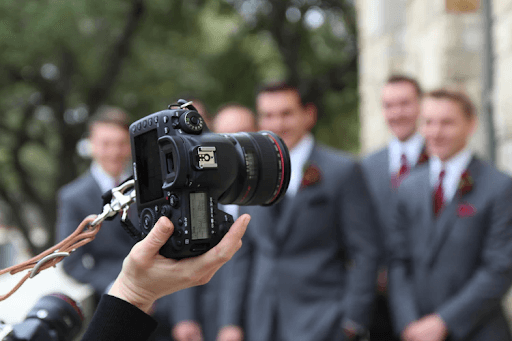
(392, 154, 410, 188)
(434, 170, 446, 216)
(398, 154, 410, 178)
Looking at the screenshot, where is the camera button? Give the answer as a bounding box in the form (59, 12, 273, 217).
(178, 218, 183, 226)
(176, 240, 182, 247)
(137, 122, 141, 130)
(184, 239, 190, 245)
(163, 116, 168, 123)
(161, 205, 172, 218)
(169, 194, 180, 208)
(154, 116, 158, 123)
(148, 119, 152, 126)
(164, 127, 169, 134)
(143, 120, 147, 128)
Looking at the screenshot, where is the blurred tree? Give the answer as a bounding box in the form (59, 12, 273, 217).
(0, 0, 358, 255)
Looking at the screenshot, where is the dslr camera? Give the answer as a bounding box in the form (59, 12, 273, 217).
(0, 294, 83, 341)
(130, 100, 291, 259)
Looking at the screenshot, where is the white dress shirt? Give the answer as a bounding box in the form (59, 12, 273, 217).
(429, 147, 473, 203)
(287, 133, 315, 198)
(388, 132, 425, 175)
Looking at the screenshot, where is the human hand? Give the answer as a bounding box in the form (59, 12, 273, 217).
(217, 325, 244, 341)
(401, 314, 448, 341)
(172, 320, 203, 341)
(108, 214, 250, 313)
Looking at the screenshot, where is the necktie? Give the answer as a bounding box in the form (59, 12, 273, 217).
(434, 169, 446, 216)
(398, 154, 410, 178)
(392, 154, 410, 188)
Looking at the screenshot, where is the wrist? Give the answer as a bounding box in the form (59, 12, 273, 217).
(108, 273, 156, 313)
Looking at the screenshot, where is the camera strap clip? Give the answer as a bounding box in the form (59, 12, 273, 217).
(91, 179, 136, 227)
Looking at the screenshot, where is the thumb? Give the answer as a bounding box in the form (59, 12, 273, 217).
(141, 216, 174, 255)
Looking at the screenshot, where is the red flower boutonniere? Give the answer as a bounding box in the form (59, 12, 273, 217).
(417, 146, 429, 165)
(300, 163, 322, 189)
(457, 170, 474, 197)
(457, 203, 477, 217)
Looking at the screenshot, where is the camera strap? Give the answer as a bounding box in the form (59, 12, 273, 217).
(0, 179, 137, 302)
(0, 216, 102, 301)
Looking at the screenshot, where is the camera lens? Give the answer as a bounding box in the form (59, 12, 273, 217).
(219, 131, 291, 206)
(23, 293, 84, 341)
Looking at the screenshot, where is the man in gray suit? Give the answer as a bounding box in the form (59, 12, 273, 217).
(56, 106, 135, 300)
(361, 75, 428, 340)
(56, 107, 180, 340)
(218, 82, 379, 341)
(389, 89, 512, 341)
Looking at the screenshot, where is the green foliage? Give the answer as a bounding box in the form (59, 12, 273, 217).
(0, 0, 359, 253)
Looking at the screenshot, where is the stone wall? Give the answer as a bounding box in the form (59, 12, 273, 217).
(493, 0, 512, 174)
(356, 0, 492, 162)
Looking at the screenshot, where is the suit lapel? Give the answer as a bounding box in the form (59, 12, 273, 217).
(275, 145, 322, 243)
(427, 157, 479, 266)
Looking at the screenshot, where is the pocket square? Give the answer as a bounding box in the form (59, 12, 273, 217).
(457, 203, 476, 217)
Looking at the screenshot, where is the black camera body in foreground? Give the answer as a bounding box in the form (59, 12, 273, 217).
(130, 100, 291, 259)
(0, 294, 83, 341)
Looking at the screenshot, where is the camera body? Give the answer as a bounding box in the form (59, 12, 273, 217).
(0, 294, 83, 341)
(130, 100, 290, 259)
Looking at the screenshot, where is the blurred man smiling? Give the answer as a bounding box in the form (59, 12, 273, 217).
(361, 75, 427, 341)
(388, 89, 512, 341)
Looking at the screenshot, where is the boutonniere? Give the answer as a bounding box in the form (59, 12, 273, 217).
(300, 163, 322, 189)
(457, 170, 474, 197)
(457, 202, 476, 217)
(417, 146, 429, 165)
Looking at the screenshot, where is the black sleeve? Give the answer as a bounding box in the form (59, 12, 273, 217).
(81, 295, 158, 341)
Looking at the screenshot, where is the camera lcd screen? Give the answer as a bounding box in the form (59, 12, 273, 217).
(190, 192, 209, 240)
(134, 129, 163, 204)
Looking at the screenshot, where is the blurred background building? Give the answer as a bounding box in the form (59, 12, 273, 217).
(356, 0, 512, 175)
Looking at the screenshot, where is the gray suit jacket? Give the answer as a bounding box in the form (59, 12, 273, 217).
(361, 146, 428, 264)
(56, 172, 135, 296)
(388, 158, 512, 340)
(220, 143, 379, 341)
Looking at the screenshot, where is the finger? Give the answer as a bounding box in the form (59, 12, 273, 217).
(204, 214, 250, 265)
(139, 216, 174, 256)
(216, 214, 250, 252)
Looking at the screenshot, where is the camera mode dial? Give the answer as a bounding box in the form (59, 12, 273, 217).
(179, 111, 204, 134)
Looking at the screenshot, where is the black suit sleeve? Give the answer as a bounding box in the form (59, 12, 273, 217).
(339, 162, 380, 328)
(81, 295, 157, 341)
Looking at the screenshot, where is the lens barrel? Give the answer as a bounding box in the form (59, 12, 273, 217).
(219, 130, 291, 206)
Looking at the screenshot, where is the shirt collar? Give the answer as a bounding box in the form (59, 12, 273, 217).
(287, 133, 315, 197)
(388, 132, 425, 174)
(90, 162, 131, 194)
(429, 147, 473, 202)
